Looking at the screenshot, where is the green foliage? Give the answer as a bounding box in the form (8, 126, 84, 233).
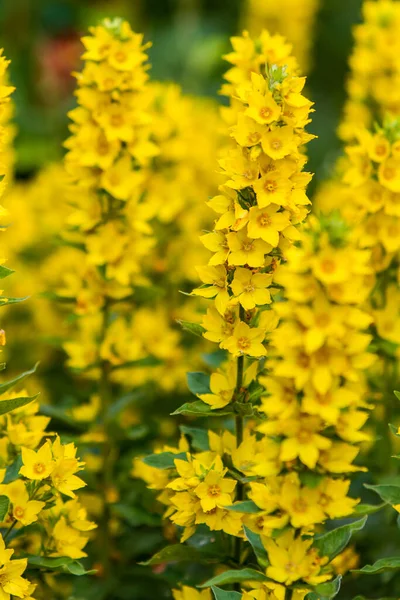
(353, 557, 400, 575)
(313, 517, 367, 560)
(200, 568, 270, 588)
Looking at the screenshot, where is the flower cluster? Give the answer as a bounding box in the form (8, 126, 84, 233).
(243, 0, 320, 73)
(139, 31, 362, 599)
(339, 0, 400, 141)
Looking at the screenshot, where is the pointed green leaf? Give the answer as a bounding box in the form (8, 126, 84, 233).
(0, 265, 14, 280)
(172, 401, 232, 417)
(352, 503, 386, 516)
(352, 557, 400, 575)
(365, 483, 400, 504)
(3, 455, 22, 483)
(177, 320, 206, 337)
(187, 372, 211, 395)
(0, 393, 39, 417)
(28, 556, 73, 569)
(0, 295, 28, 306)
(306, 576, 341, 600)
(243, 525, 269, 567)
(0, 363, 39, 395)
(313, 517, 367, 560)
(226, 501, 260, 514)
(142, 451, 186, 470)
(200, 568, 270, 588)
(212, 587, 242, 600)
(0, 496, 9, 521)
(180, 425, 210, 451)
(394, 390, 400, 401)
(140, 544, 219, 566)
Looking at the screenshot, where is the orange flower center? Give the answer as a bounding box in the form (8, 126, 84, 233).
(33, 462, 46, 475)
(208, 484, 221, 497)
(249, 132, 261, 144)
(384, 167, 395, 180)
(271, 139, 282, 150)
(293, 498, 308, 513)
(14, 506, 25, 519)
(264, 179, 277, 193)
(242, 241, 254, 252)
(243, 170, 254, 180)
(258, 213, 272, 227)
(110, 114, 124, 127)
(320, 259, 336, 274)
(237, 336, 251, 351)
(260, 106, 272, 119)
(115, 51, 127, 63)
(297, 429, 312, 444)
(315, 313, 330, 327)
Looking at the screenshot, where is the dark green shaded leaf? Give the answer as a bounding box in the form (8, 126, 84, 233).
(0, 363, 39, 395)
(172, 401, 232, 417)
(212, 587, 242, 600)
(313, 517, 367, 560)
(352, 557, 400, 575)
(3, 455, 23, 483)
(177, 320, 206, 337)
(187, 372, 211, 395)
(0, 496, 9, 521)
(140, 543, 219, 566)
(364, 483, 400, 504)
(243, 525, 269, 567)
(113, 503, 160, 527)
(306, 575, 341, 600)
(180, 425, 210, 451)
(0, 393, 39, 416)
(142, 451, 186, 470)
(226, 501, 260, 514)
(200, 568, 270, 588)
(0, 265, 14, 280)
(352, 503, 386, 516)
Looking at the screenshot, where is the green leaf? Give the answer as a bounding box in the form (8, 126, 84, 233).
(172, 401, 232, 417)
(177, 320, 206, 337)
(140, 543, 219, 566)
(364, 483, 400, 504)
(0, 295, 28, 306)
(243, 525, 269, 567)
(27, 556, 95, 576)
(0, 496, 9, 521)
(0, 393, 39, 417)
(299, 471, 325, 489)
(142, 451, 186, 470)
(0, 363, 39, 395)
(212, 587, 242, 600)
(187, 372, 211, 395)
(111, 356, 161, 371)
(352, 557, 400, 575)
(200, 568, 270, 588)
(352, 503, 386, 516)
(394, 390, 400, 401)
(180, 425, 210, 451)
(3, 456, 22, 483)
(313, 517, 367, 560)
(0, 265, 14, 280)
(306, 576, 342, 600)
(202, 350, 227, 368)
(226, 501, 260, 514)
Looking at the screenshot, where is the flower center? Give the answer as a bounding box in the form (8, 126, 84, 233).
(115, 51, 127, 63)
(264, 179, 277, 193)
(242, 242, 254, 252)
(249, 132, 261, 144)
(260, 107, 272, 119)
(258, 213, 272, 226)
(384, 167, 395, 180)
(271, 139, 282, 150)
(14, 506, 25, 519)
(297, 429, 312, 444)
(320, 259, 336, 274)
(110, 114, 124, 127)
(33, 462, 46, 475)
(244, 283, 255, 293)
(237, 336, 251, 351)
(243, 169, 254, 180)
(208, 484, 221, 497)
(315, 313, 330, 327)
(293, 498, 308, 513)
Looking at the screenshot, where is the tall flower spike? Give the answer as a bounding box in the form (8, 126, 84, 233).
(140, 31, 354, 600)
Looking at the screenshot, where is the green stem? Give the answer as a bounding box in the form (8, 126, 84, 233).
(234, 306, 246, 584)
(99, 301, 114, 579)
(284, 588, 292, 600)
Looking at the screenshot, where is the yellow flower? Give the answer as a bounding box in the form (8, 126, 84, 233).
(227, 230, 271, 267)
(378, 156, 400, 192)
(261, 126, 296, 160)
(279, 473, 325, 528)
(19, 441, 55, 480)
(222, 321, 266, 357)
(192, 265, 230, 314)
(230, 267, 272, 309)
(245, 88, 281, 125)
(247, 205, 291, 246)
(0, 480, 44, 526)
(199, 370, 236, 409)
(172, 587, 211, 600)
(253, 171, 292, 209)
(194, 470, 236, 511)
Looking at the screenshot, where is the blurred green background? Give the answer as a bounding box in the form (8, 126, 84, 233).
(0, 0, 362, 189)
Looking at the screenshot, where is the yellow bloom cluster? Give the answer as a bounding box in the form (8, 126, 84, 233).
(242, 0, 320, 73)
(340, 0, 400, 141)
(140, 31, 359, 598)
(0, 50, 95, 600)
